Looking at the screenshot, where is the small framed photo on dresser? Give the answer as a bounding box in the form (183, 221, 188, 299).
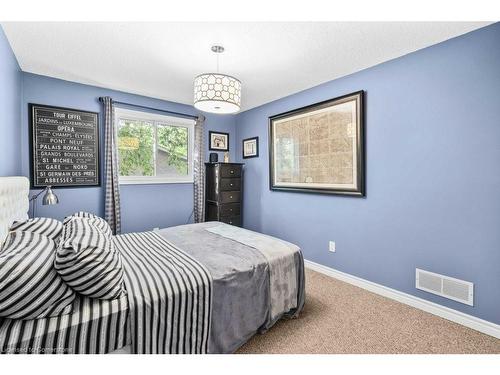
(242, 136, 259, 158)
(209, 131, 229, 151)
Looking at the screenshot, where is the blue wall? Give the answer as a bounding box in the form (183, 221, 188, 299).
(21, 73, 237, 233)
(0, 27, 22, 176)
(235, 23, 500, 324)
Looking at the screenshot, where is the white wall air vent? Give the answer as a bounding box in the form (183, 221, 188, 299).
(416, 268, 473, 306)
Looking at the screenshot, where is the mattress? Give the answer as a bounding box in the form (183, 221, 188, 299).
(0, 222, 305, 354)
(0, 294, 129, 354)
(158, 222, 305, 353)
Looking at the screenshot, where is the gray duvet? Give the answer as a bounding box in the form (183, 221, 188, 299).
(158, 222, 305, 354)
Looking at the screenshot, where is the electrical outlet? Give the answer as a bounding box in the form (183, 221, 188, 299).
(329, 241, 336, 253)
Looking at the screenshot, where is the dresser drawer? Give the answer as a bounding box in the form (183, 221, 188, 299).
(220, 191, 240, 203)
(205, 203, 219, 221)
(220, 215, 241, 227)
(220, 178, 241, 191)
(219, 203, 240, 217)
(219, 164, 241, 178)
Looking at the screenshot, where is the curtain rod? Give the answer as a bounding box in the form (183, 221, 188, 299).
(98, 97, 199, 120)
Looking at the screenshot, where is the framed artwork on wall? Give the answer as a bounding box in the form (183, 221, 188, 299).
(242, 136, 259, 159)
(269, 90, 365, 196)
(209, 131, 229, 151)
(28, 103, 101, 189)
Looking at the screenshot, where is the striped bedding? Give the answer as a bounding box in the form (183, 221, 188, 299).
(114, 232, 212, 354)
(0, 231, 75, 320)
(10, 217, 63, 242)
(0, 231, 212, 354)
(55, 218, 125, 300)
(0, 295, 129, 354)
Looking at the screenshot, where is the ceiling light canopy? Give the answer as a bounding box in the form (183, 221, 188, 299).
(194, 46, 241, 114)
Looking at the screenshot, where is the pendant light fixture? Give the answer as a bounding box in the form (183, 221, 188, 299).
(194, 45, 241, 114)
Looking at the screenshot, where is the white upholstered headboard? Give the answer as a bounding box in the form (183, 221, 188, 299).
(0, 176, 30, 245)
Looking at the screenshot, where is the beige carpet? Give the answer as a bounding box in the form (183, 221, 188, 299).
(237, 268, 500, 354)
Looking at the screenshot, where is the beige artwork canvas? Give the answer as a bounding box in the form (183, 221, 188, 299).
(245, 141, 256, 155)
(270, 91, 364, 195)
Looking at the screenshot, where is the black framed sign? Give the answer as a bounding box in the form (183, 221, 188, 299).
(269, 91, 365, 196)
(29, 103, 101, 188)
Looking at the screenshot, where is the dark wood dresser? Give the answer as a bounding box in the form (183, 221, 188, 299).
(205, 162, 244, 227)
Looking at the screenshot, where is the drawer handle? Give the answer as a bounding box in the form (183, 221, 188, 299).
(230, 195, 233, 199)
(230, 208, 233, 211)
(229, 221, 233, 224)
(230, 183, 233, 186)
(230, 170, 234, 174)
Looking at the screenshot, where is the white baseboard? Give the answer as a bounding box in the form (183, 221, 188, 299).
(304, 259, 500, 339)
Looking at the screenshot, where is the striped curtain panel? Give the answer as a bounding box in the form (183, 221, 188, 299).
(102, 97, 122, 234)
(193, 115, 206, 223)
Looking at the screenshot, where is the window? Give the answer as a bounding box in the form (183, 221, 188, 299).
(115, 107, 195, 184)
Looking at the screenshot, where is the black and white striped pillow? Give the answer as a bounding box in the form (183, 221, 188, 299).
(63, 212, 112, 238)
(0, 231, 75, 320)
(55, 218, 124, 299)
(10, 217, 63, 242)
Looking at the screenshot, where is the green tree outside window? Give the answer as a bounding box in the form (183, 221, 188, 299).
(117, 120, 189, 177)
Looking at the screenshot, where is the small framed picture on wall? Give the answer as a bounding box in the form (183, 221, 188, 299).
(242, 136, 259, 159)
(209, 131, 229, 151)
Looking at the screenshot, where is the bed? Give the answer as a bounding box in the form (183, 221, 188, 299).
(0, 176, 305, 354)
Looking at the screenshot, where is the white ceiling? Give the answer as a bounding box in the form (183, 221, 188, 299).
(2, 22, 490, 112)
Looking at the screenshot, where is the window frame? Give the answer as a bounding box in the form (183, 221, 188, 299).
(114, 107, 195, 185)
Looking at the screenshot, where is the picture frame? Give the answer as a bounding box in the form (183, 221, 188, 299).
(28, 103, 101, 189)
(242, 136, 259, 159)
(269, 90, 365, 196)
(209, 131, 229, 151)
